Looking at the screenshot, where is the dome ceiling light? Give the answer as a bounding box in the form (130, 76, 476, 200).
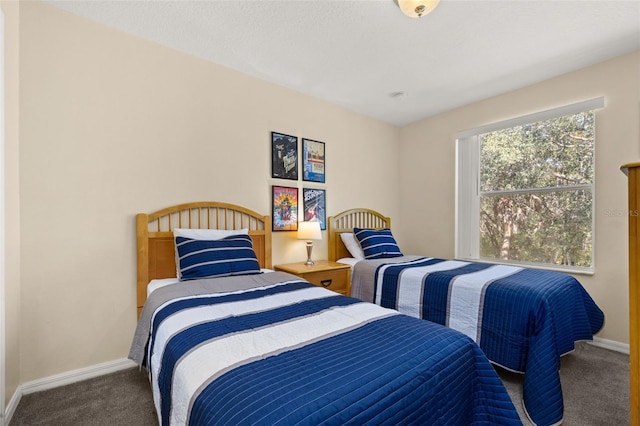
(396, 0, 440, 18)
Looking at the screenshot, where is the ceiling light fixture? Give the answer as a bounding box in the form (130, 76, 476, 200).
(396, 0, 440, 18)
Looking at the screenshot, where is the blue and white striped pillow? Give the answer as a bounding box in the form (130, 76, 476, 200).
(353, 228, 403, 259)
(175, 234, 261, 281)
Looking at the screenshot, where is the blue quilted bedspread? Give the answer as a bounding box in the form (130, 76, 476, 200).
(130, 273, 523, 426)
(357, 257, 605, 426)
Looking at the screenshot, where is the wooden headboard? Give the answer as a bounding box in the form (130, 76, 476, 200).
(136, 201, 272, 316)
(327, 208, 391, 261)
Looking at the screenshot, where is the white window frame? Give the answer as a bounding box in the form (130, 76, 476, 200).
(455, 97, 604, 274)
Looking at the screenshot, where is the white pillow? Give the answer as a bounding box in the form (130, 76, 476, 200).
(340, 232, 365, 260)
(174, 228, 249, 239)
(173, 228, 250, 278)
(147, 278, 180, 296)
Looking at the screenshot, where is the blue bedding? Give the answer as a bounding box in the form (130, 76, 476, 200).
(351, 257, 605, 426)
(130, 271, 522, 425)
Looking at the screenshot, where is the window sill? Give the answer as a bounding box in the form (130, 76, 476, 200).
(456, 257, 595, 276)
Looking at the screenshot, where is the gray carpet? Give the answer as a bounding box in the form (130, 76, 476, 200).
(500, 341, 630, 425)
(10, 368, 157, 426)
(10, 342, 629, 425)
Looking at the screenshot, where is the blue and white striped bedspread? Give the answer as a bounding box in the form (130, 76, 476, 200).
(354, 257, 604, 426)
(130, 272, 522, 426)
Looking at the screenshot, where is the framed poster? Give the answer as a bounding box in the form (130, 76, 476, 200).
(303, 188, 326, 230)
(271, 132, 298, 180)
(272, 185, 298, 231)
(302, 138, 325, 183)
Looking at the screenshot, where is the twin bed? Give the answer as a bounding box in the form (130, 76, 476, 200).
(130, 202, 604, 426)
(328, 208, 605, 426)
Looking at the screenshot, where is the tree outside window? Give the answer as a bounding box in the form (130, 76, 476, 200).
(478, 111, 594, 268)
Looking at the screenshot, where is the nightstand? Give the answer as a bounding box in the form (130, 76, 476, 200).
(274, 260, 351, 296)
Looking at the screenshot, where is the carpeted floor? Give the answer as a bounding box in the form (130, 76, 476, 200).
(10, 367, 157, 426)
(500, 341, 629, 425)
(10, 342, 629, 425)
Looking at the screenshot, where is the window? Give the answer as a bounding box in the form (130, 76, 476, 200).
(456, 98, 603, 272)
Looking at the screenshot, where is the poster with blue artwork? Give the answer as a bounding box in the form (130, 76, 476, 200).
(303, 138, 325, 183)
(303, 188, 326, 230)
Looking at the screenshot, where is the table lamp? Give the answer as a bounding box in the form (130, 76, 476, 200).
(297, 221, 322, 265)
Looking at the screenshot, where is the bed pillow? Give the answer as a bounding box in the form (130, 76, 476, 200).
(173, 228, 249, 277)
(340, 232, 365, 260)
(353, 228, 403, 259)
(175, 234, 261, 281)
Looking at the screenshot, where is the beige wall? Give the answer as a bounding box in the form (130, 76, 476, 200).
(16, 1, 400, 382)
(399, 51, 640, 345)
(2, 0, 22, 408)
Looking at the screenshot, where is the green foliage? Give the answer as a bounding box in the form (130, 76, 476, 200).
(479, 112, 594, 267)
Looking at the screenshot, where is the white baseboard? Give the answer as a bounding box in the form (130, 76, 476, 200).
(4, 358, 136, 424)
(589, 337, 629, 354)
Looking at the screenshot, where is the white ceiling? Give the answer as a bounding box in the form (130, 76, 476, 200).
(45, 0, 640, 126)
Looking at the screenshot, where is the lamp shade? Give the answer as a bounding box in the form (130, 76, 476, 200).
(397, 0, 440, 18)
(297, 221, 322, 240)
